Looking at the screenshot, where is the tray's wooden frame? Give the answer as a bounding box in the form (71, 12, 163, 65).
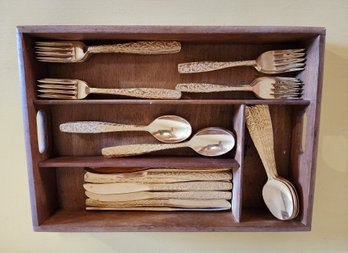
(17, 25, 325, 232)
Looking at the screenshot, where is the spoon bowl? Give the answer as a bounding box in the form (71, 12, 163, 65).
(262, 179, 295, 220)
(146, 115, 192, 143)
(189, 127, 236, 156)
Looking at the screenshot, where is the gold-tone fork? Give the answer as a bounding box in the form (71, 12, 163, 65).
(36, 41, 181, 63)
(37, 78, 181, 100)
(176, 77, 303, 99)
(178, 49, 305, 74)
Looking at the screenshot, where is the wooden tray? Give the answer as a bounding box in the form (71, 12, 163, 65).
(17, 25, 325, 232)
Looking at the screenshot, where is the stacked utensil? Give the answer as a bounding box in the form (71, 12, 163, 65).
(84, 167, 233, 211)
(245, 105, 299, 220)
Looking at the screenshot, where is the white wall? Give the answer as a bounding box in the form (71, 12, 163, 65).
(0, 0, 347, 252)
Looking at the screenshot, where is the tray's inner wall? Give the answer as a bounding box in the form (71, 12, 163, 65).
(48, 104, 237, 157)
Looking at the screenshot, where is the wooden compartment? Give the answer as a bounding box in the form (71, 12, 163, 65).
(17, 25, 325, 232)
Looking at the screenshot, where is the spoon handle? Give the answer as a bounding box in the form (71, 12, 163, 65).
(102, 142, 187, 157)
(60, 121, 146, 133)
(245, 105, 277, 178)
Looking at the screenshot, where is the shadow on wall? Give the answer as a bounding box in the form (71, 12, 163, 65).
(313, 43, 348, 234)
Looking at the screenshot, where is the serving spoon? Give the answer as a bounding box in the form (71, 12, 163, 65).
(102, 127, 235, 157)
(245, 105, 299, 220)
(60, 115, 192, 143)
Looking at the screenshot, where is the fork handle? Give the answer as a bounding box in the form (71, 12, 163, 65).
(176, 83, 252, 93)
(89, 88, 181, 99)
(88, 41, 181, 55)
(178, 60, 256, 73)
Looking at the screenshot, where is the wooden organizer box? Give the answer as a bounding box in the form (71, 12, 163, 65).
(17, 26, 325, 232)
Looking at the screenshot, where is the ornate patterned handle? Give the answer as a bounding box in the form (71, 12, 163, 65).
(102, 143, 187, 157)
(90, 87, 181, 99)
(59, 121, 145, 133)
(178, 60, 256, 73)
(85, 190, 232, 201)
(245, 105, 277, 178)
(86, 198, 231, 209)
(88, 41, 181, 55)
(84, 171, 232, 183)
(157, 191, 232, 200)
(151, 181, 232, 191)
(176, 83, 251, 93)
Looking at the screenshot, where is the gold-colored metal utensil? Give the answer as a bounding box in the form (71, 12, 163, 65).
(60, 115, 192, 143)
(101, 127, 235, 157)
(36, 40, 181, 63)
(178, 48, 305, 74)
(84, 181, 233, 194)
(84, 170, 232, 183)
(245, 105, 299, 220)
(176, 77, 303, 100)
(85, 191, 232, 201)
(37, 78, 181, 100)
(86, 198, 231, 209)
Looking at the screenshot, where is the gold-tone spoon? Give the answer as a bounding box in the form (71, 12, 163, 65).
(60, 115, 192, 143)
(102, 127, 235, 157)
(245, 105, 299, 220)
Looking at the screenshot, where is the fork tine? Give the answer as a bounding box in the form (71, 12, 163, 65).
(37, 57, 74, 63)
(273, 49, 305, 54)
(36, 41, 74, 47)
(275, 63, 305, 71)
(38, 78, 77, 84)
(274, 53, 306, 60)
(38, 88, 77, 95)
(38, 84, 76, 90)
(38, 94, 76, 99)
(36, 46, 73, 52)
(278, 67, 305, 73)
(275, 77, 303, 84)
(36, 51, 73, 57)
(274, 58, 306, 66)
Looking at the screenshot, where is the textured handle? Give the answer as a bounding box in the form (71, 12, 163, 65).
(87, 167, 233, 174)
(245, 105, 277, 178)
(84, 171, 232, 183)
(178, 60, 256, 73)
(86, 198, 231, 209)
(60, 121, 145, 133)
(85, 191, 232, 201)
(176, 83, 251, 93)
(84, 182, 232, 194)
(86, 207, 230, 211)
(90, 87, 181, 99)
(88, 41, 181, 55)
(102, 142, 187, 157)
(151, 181, 232, 191)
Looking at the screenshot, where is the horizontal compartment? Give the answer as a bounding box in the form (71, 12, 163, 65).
(40, 103, 240, 158)
(35, 165, 242, 231)
(21, 26, 320, 103)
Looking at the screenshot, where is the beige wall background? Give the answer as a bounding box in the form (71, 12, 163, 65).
(0, 0, 347, 252)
